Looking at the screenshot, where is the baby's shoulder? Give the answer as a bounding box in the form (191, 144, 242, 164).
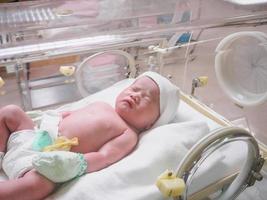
(89, 101, 113, 109)
(87, 102, 118, 118)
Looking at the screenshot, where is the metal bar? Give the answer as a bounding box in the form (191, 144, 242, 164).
(14, 63, 25, 109)
(188, 173, 238, 200)
(0, 37, 166, 65)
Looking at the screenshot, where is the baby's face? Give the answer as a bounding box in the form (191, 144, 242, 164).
(115, 76, 160, 131)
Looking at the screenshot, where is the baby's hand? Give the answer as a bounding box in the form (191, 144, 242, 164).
(32, 151, 87, 183)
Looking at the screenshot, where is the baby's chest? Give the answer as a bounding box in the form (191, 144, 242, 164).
(74, 118, 125, 152)
(89, 114, 125, 136)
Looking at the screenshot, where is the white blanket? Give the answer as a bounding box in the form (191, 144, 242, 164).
(47, 121, 209, 200)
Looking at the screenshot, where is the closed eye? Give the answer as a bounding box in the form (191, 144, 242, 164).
(131, 86, 139, 92)
(143, 93, 152, 101)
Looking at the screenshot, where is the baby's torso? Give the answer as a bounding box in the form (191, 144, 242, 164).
(58, 102, 128, 153)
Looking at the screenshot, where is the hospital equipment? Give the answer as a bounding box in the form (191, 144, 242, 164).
(215, 31, 267, 107)
(0, 76, 5, 95)
(174, 126, 264, 200)
(190, 76, 208, 96)
(156, 126, 264, 200)
(0, 77, 4, 88)
(0, 0, 267, 199)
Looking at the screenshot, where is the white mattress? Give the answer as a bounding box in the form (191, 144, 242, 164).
(0, 79, 256, 199)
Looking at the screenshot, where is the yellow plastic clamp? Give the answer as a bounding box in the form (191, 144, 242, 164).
(198, 76, 208, 87)
(156, 169, 185, 198)
(0, 77, 5, 88)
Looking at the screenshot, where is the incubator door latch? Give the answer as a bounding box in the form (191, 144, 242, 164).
(246, 157, 265, 186)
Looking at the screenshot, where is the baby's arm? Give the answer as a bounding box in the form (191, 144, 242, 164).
(61, 111, 72, 118)
(84, 129, 138, 173)
(32, 129, 138, 182)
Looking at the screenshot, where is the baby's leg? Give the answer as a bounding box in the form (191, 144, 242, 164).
(0, 170, 55, 200)
(0, 105, 35, 152)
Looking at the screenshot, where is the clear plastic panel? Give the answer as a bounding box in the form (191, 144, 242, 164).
(0, 0, 267, 145)
(166, 26, 267, 145)
(1, 0, 266, 59)
(76, 51, 131, 95)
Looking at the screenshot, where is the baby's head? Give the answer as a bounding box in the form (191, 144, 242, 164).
(115, 71, 180, 131)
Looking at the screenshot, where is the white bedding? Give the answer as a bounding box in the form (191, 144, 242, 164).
(0, 79, 249, 199)
(48, 121, 209, 200)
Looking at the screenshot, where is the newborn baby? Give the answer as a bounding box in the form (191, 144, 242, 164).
(0, 71, 179, 200)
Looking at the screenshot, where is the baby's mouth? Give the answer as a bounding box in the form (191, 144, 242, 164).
(123, 98, 134, 108)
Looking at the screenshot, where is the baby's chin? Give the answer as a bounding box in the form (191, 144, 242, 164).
(115, 101, 131, 113)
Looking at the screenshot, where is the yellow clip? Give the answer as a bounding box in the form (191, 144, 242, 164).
(198, 76, 208, 87)
(59, 66, 76, 77)
(0, 77, 5, 88)
(43, 136, 79, 152)
(156, 170, 185, 198)
(0, 77, 6, 95)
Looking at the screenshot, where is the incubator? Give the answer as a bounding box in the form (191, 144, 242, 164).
(0, 0, 267, 200)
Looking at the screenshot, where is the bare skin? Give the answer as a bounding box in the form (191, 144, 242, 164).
(0, 76, 160, 200)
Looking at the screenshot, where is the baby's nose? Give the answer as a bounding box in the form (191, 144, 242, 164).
(130, 93, 140, 104)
